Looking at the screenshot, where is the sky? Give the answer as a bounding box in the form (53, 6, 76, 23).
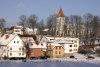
(0, 0, 100, 27)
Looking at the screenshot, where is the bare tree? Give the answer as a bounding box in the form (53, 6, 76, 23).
(36, 19, 45, 34)
(27, 14, 38, 33)
(69, 15, 82, 37)
(90, 16, 100, 50)
(0, 18, 6, 28)
(63, 16, 69, 36)
(83, 13, 93, 55)
(0, 18, 6, 33)
(19, 15, 27, 35)
(46, 14, 57, 35)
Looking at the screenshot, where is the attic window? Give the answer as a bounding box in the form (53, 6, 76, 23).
(17, 41, 19, 43)
(14, 41, 15, 43)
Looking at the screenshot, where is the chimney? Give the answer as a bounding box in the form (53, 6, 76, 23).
(1, 34, 4, 37)
(6, 35, 9, 40)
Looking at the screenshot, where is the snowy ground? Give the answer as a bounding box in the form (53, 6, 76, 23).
(0, 58, 100, 67)
(0, 54, 100, 67)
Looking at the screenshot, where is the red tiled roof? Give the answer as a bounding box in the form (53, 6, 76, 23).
(9, 26, 15, 30)
(57, 8, 65, 17)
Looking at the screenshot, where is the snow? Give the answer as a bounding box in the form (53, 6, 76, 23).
(0, 53, 100, 67)
(0, 58, 100, 67)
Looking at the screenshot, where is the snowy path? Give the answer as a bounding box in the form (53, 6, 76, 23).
(0, 60, 100, 67)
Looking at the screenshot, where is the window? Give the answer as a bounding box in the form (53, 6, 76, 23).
(74, 41, 77, 43)
(70, 45, 72, 47)
(76, 45, 77, 47)
(10, 53, 12, 56)
(4, 49, 6, 52)
(17, 41, 19, 43)
(19, 53, 21, 56)
(74, 49, 75, 51)
(55, 51, 57, 54)
(59, 51, 61, 54)
(14, 41, 15, 43)
(19, 48, 21, 50)
(31, 44, 33, 46)
(22, 48, 24, 50)
(69, 49, 72, 52)
(15, 30, 20, 32)
(59, 47, 61, 49)
(29, 39, 31, 41)
(72, 40, 73, 43)
(10, 48, 12, 50)
(22, 53, 24, 55)
(50, 51, 51, 54)
(41, 43, 43, 46)
(56, 47, 57, 49)
(76, 49, 77, 51)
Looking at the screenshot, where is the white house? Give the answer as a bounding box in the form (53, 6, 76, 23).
(0, 34, 26, 59)
(58, 37, 79, 57)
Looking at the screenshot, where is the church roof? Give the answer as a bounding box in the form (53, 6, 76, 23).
(57, 8, 65, 17)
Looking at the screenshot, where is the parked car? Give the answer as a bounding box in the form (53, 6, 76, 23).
(70, 56, 75, 58)
(86, 56, 94, 59)
(39, 56, 47, 59)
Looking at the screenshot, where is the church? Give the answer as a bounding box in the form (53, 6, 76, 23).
(55, 8, 86, 37)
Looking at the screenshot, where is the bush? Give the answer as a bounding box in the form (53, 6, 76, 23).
(4, 56, 7, 60)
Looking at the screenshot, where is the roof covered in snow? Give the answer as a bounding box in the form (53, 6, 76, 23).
(0, 34, 17, 45)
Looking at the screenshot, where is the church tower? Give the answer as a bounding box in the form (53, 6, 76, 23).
(55, 8, 65, 36)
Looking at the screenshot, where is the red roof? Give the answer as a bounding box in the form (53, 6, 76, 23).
(57, 8, 64, 17)
(9, 26, 15, 30)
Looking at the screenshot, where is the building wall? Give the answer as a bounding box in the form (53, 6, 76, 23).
(7, 35, 26, 58)
(29, 48, 45, 58)
(60, 37, 79, 54)
(52, 46, 64, 58)
(56, 17, 65, 36)
(47, 46, 64, 58)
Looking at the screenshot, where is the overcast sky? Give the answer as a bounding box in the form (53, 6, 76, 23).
(0, 0, 100, 27)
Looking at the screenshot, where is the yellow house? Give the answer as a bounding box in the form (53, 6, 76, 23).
(46, 42, 64, 58)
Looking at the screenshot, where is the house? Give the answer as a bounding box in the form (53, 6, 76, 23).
(25, 28, 39, 35)
(19, 35, 46, 58)
(9, 25, 23, 35)
(9, 25, 39, 35)
(46, 42, 64, 58)
(0, 34, 26, 59)
(58, 37, 79, 57)
(19, 35, 36, 58)
(28, 42, 46, 58)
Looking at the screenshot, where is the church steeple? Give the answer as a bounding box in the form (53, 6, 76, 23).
(56, 8, 65, 36)
(57, 8, 65, 17)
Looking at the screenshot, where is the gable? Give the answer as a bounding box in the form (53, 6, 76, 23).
(8, 35, 25, 47)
